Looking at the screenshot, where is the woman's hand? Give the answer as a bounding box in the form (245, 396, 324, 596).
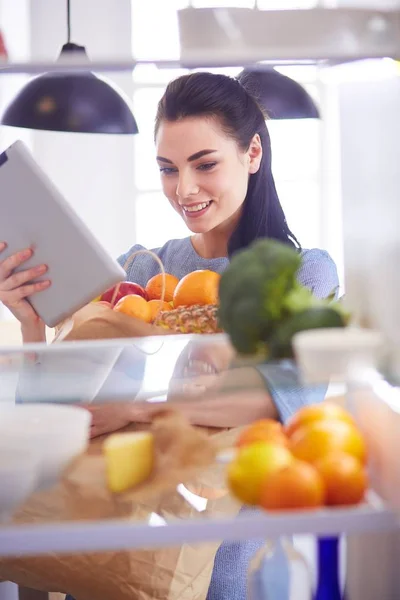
(168, 339, 235, 400)
(83, 402, 137, 438)
(0, 243, 50, 342)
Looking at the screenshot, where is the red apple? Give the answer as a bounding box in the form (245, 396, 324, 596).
(99, 281, 148, 307)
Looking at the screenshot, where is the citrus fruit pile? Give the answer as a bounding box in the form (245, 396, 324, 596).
(227, 402, 368, 511)
(101, 270, 222, 334)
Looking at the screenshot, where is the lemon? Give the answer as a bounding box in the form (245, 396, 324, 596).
(227, 441, 293, 505)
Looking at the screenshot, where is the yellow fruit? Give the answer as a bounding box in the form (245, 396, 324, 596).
(103, 431, 154, 493)
(285, 402, 355, 438)
(314, 452, 368, 506)
(227, 442, 293, 505)
(290, 420, 367, 465)
(260, 459, 325, 511)
(173, 270, 221, 307)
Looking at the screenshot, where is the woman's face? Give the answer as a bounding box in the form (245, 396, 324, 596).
(155, 116, 262, 234)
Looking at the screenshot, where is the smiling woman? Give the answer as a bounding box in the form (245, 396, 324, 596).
(114, 77, 337, 600)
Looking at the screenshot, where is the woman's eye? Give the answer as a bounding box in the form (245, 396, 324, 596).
(197, 162, 217, 172)
(159, 167, 177, 175)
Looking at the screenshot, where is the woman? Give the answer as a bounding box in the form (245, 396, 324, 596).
(0, 72, 337, 331)
(0, 72, 338, 599)
(0, 70, 338, 424)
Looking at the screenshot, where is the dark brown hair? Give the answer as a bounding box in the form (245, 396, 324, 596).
(155, 72, 300, 256)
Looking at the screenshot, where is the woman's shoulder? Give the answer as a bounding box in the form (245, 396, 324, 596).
(298, 248, 340, 299)
(118, 238, 189, 264)
(117, 238, 193, 287)
(300, 247, 336, 267)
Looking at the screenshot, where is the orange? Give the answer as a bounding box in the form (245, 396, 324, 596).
(314, 452, 367, 506)
(227, 441, 293, 505)
(290, 420, 367, 465)
(148, 299, 172, 322)
(145, 273, 179, 303)
(173, 270, 221, 308)
(114, 294, 151, 323)
(237, 419, 288, 449)
(260, 459, 325, 511)
(285, 402, 355, 438)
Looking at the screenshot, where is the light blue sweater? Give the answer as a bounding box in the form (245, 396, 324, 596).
(116, 237, 339, 600)
(118, 237, 338, 301)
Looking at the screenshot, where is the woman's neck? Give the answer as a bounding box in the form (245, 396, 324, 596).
(191, 232, 228, 259)
(191, 210, 240, 259)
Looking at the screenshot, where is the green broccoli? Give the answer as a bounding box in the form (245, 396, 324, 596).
(283, 283, 319, 313)
(283, 282, 350, 324)
(218, 239, 301, 354)
(218, 238, 348, 357)
(268, 306, 347, 359)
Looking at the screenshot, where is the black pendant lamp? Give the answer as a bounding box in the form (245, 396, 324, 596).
(1, 0, 138, 134)
(237, 67, 319, 120)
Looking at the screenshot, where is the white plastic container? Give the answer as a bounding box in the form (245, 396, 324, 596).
(0, 404, 91, 489)
(292, 327, 384, 385)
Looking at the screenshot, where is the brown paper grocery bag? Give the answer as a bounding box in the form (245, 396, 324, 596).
(53, 301, 170, 342)
(0, 412, 241, 600)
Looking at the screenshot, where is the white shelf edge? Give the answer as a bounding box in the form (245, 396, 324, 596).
(0, 505, 396, 558)
(0, 58, 324, 75)
(0, 7, 397, 75)
(178, 7, 400, 64)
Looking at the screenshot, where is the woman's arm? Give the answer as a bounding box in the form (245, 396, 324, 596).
(87, 366, 278, 437)
(21, 322, 46, 343)
(138, 389, 278, 429)
(87, 391, 276, 438)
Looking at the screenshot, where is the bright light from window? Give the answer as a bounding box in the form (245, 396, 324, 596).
(136, 192, 190, 248)
(132, 0, 188, 61)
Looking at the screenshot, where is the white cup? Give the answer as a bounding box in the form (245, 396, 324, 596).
(292, 327, 385, 385)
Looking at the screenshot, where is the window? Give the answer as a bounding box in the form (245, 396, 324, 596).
(131, 0, 322, 251)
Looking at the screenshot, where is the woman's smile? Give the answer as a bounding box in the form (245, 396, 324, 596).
(181, 200, 213, 219)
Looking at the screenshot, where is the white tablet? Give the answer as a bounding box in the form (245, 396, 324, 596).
(0, 140, 126, 327)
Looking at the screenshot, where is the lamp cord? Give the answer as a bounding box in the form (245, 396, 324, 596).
(67, 0, 71, 43)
